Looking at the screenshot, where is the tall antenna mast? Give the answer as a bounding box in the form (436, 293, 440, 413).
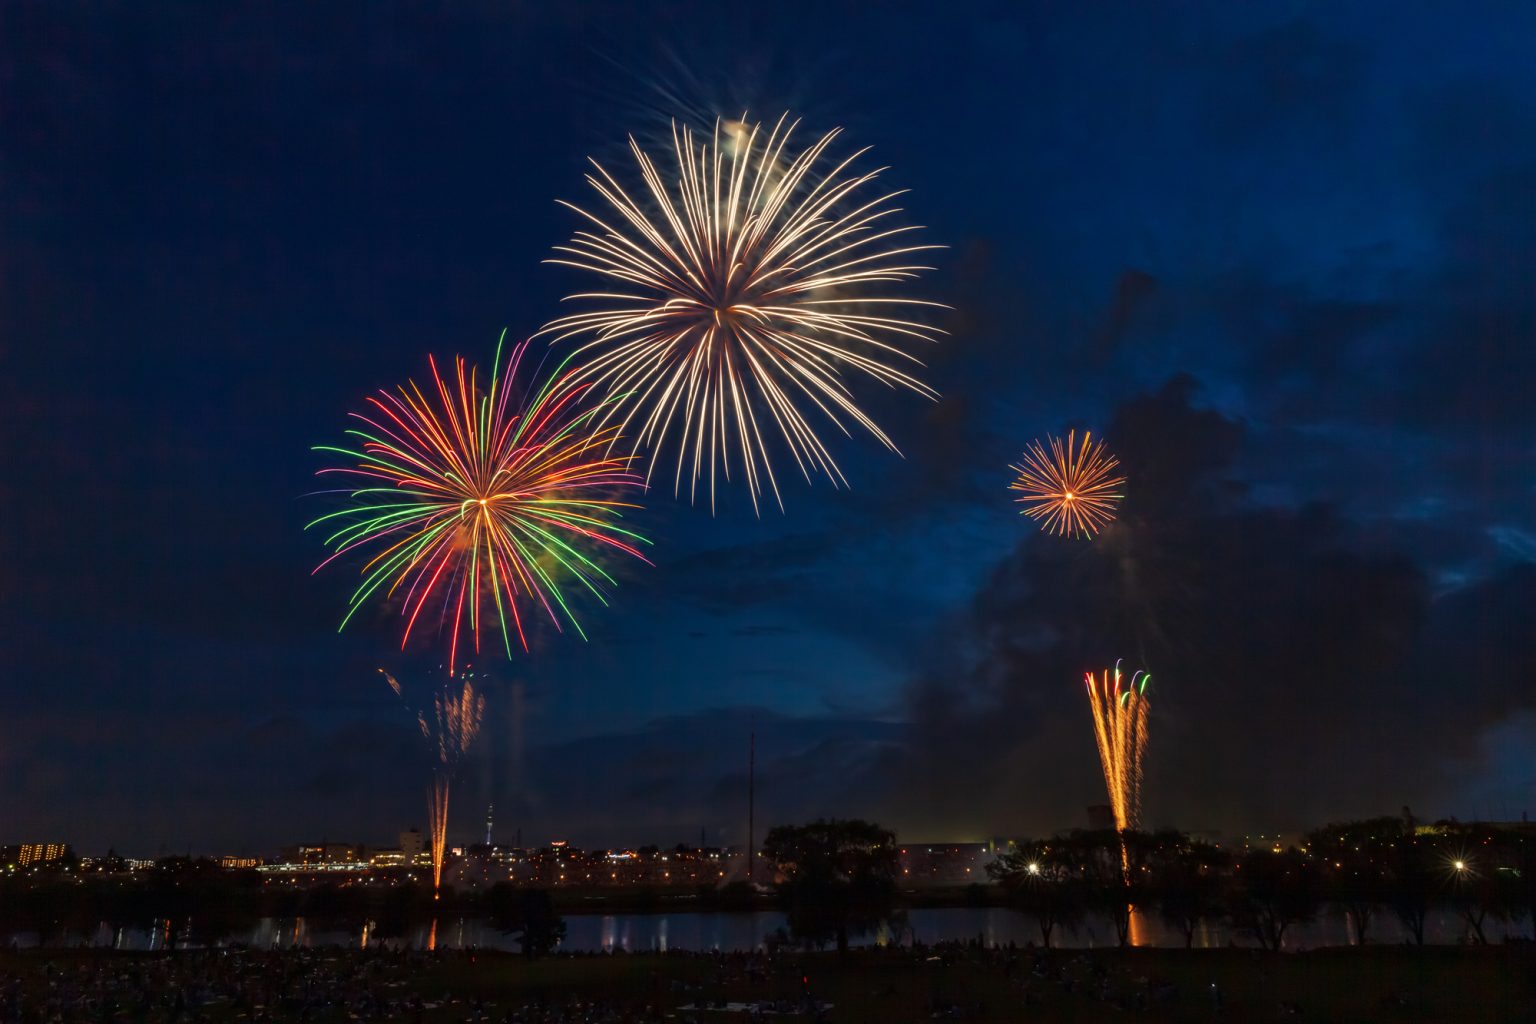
(747, 719, 756, 884)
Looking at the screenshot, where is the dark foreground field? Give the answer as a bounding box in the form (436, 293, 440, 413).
(1, 944, 1531, 1023)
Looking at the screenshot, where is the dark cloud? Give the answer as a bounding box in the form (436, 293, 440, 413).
(1093, 269, 1159, 361)
(1401, 164, 1536, 431)
(867, 380, 1536, 837)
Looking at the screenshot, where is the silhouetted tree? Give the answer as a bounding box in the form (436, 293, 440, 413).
(1148, 832, 1228, 948)
(485, 885, 566, 958)
(988, 839, 1086, 948)
(1056, 829, 1151, 948)
(1504, 829, 1536, 939)
(301, 881, 368, 935)
(1227, 848, 1321, 951)
(185, 868, 260, 947)
(762, 819, 899, 955)
(369, 882, 432, 942)
(1442, 827, 1516, 945)
(1307, 818, 1400, 945)
(1384, 833, 1439, 946)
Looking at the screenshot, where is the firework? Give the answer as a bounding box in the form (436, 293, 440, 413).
(382, 668, 485, 896)
(538, 114, 944, 513)
(1009, 430, 1126, 537)
(1083, 662, 1150, 833)
(309, 334, 651, 670)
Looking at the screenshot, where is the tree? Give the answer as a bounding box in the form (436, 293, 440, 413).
(988, 839, 1086, 948)
(1307, 818, 1399, 945)
(1383, 833, 1439, 946)
(1227, 848, 1321, 951)
(368, 882, 432, 943)
(186, 868, 260, 947)
(762, 819, 899, 955)
(302, 881, 368, 935)
(1503, 829, 1536, 940)
(1148, 832, 1228, 948)
(485, 885, 566, 958)
(1055, 829, 1151, 948)
(1442, 826, 1516, 945)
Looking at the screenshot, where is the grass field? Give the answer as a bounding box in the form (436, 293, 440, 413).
(3, 944, 1532, 1022)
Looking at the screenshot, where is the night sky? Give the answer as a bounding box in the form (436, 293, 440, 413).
(4, 2, 1534, 857)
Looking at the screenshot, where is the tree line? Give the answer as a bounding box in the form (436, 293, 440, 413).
(2, 816, 1531, 954)
(763, 817, 1536, 952)
(0, 859, 564, 958)
(989, 817, 1536, 950)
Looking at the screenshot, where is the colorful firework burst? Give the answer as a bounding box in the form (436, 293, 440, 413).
(1009, 430, 1126, 537)
(382, 668, 485, 896)
(1083, 662, 1150, 833)
(538, 113, 944, 513)
(308, 334, 651, 670)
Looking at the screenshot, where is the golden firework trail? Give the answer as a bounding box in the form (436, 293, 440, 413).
(1010, 430, 1126, 538)
(1083, 662, 1150, 833)
(539, 113, 944, 513)
(383, 669, 485, 897)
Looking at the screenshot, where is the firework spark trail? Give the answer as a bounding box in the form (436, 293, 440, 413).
(382, 669, 485, 897)
(309, 333, 651, 670)
(1010, 430, 1126, 538)
(539, 114, 944, 513)
(1083, 662, 1150, 833)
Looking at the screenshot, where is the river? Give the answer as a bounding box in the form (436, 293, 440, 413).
(65, 906, 1532, 952)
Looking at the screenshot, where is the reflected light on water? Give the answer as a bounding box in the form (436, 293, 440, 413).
(1128, 908, 1147, 947)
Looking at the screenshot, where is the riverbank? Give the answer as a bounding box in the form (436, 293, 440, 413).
(1, 943, 1530, 1022)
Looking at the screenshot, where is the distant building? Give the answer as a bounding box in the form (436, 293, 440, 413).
(219, 855, 261, 869)
(2, 843, 73, 869)
(400, 829, 427, 859)
(1086, 805, 1117, 831)
(280, 843, 362, 866)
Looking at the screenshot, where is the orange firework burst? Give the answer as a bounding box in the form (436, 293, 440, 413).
(1009, 429, 1125, 537)
(1083, 662, 1150, 833)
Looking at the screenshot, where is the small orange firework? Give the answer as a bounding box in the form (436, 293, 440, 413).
(1009, 429, 1125, 538)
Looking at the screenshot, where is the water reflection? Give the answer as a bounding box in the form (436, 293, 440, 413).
(26, 906, 1534, 954)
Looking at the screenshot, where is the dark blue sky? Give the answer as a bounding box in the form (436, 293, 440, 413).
(3, 1, 1533, 856)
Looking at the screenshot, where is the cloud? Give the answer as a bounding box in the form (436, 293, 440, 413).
(866, 379, 1536, 837)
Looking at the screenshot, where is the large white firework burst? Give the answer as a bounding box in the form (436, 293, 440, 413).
(538, 114, 943, 513)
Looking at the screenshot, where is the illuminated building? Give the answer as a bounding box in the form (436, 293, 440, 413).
(2, 843, 73, 869)
(280, 843, 363, 866)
